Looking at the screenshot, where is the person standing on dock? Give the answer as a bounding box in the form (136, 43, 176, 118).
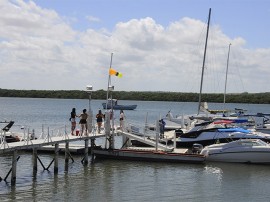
(79, 109, 88, 136)
(96, 109, 104, 134)
(119, 110, 125, 130)
(70, 108, 77, 135)
(159, 119, 166, 138)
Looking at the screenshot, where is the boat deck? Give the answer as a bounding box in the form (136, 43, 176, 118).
(125, 146, 189, 154)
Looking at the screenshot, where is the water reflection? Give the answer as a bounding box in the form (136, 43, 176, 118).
(204, 164, 224, 182)
(203, 162, 270, 201)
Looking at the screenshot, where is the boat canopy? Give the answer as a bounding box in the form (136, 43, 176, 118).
(217, 128, 250, 133)
(213, 119, 248, 124)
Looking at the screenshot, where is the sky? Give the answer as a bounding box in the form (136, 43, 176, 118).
(0, 0, 270, 93)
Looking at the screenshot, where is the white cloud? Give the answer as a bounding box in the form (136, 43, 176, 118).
(86, 15, 101, 23)
(0, 0, 269, 93)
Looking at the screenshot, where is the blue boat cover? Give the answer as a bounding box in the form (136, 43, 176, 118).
(217, 128, 250, 133)
(232, 119, 249, 123)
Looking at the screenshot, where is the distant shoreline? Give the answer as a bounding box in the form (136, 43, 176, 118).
(0, 88, 269, 104)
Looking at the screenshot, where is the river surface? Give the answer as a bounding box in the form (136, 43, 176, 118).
(0, 97, 270, 202)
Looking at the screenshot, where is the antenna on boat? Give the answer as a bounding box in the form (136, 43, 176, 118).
(198, 8, 211, 115)
(223, 43, 232, 113)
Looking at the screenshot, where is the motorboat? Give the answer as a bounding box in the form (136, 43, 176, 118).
(102, 99, 137, 110)
(175, 120, 270, 148)
(251, 114, 270, 134)
(0, 121, 21, 143)
(200, 139, 270, 164)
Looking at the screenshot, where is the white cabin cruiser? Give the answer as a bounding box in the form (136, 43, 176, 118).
(176, 120, 270, 148)
(200, 139, 270, 164)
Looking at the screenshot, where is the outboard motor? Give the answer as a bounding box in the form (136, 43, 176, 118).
(192, 143, 203, 154)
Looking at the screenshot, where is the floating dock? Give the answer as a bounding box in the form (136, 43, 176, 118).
(94, 148, 205, 163)
(94, 129, 205, 164)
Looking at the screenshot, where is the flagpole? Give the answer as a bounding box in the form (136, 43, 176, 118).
(106, 53, 113, 110)
(104, 53, 113, 149)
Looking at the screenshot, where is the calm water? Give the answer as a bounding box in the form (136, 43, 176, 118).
(1, 97, 270, 202)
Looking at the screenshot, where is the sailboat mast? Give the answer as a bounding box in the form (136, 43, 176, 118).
(198, 8, 211, 115)
(223, 43, 231, 112)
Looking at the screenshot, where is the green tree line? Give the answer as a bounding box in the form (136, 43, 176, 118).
(0, 88, 270, 104)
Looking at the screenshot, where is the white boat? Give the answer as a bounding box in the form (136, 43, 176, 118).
(0, 120, 36, 143)
(0, 121, 21, 143)
(200, 139, 270, 164)
(252, 114, 270, 134)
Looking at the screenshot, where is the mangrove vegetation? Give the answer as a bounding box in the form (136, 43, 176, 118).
(0, 88, 269, 104)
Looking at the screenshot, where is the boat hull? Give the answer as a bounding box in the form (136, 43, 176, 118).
(176, 129, 270, 148)
(201, 139, 270, 164)
(177, 137, 270, 148)
(205, 151, 270, 164)
(94, 149, 205, 163)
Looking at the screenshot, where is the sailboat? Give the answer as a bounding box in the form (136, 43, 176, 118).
(164, 8, 214, 126)
(174, 9, 259, 148)
(197, 8, 211, 115)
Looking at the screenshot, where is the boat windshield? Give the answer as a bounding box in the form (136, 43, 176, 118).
(239, 139, 269, 146)
(204, 123, 226, 130)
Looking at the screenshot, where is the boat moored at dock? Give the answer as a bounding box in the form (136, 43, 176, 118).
(200, 139, 270, 164)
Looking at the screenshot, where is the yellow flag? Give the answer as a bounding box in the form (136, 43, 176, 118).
(109, 68, 123, 78)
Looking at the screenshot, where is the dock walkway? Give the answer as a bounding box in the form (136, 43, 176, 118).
(0, 133, 105, 154)
(0, 128, 107, 185)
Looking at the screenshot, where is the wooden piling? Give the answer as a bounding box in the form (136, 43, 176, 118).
(65, 142, 69, 171)
(11, 150, 17, 185)
(54, 143, 59, 174)
(84, 139, 89, 165)
(33, 148, 38, 173)
(90, 139, 95, 163)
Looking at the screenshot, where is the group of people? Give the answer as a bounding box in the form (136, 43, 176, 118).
(70, 108, 89, 136)
(70, 108, 125, 135)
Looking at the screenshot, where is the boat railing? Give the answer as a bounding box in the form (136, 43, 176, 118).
(123, 119, 157, 138)
(36, 124, 71, 141)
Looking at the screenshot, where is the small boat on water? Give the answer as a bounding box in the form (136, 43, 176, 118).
(1, 121, 21, 143)
(200, 139, 270, 164)
(102, 99, 137, 110)
(93, 148, 205, 163)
